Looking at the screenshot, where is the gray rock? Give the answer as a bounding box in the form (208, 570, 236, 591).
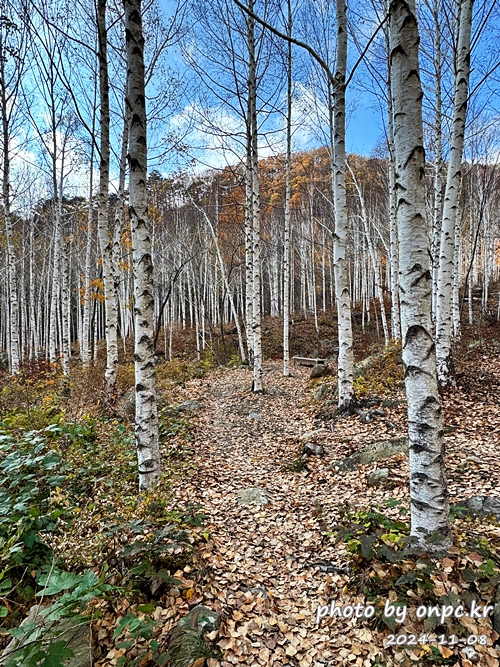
(303, 442, 325, 456)
(467, 496, 486, 513)
(1, 605, 93, 667)
(299, 428, 330, 441)
(354, 347, 402, 380)
(314, 384, 329, 400)
(177, 400, 204, 412)
(358, 411, 375, 424)
(236, 487, 268, 506)
(331, 437, 408, 472)
(353, 354, 378, 379)
(368, 467, 390, 487)
(167, 605, 221, 667)
(248, 412, 262, 419)
(310, 364, 327, 379)
(382, 399, 402, 408)
(484, 498, 500, 517)
(452, 496, 500, 520)
(213, 421, 235, 428)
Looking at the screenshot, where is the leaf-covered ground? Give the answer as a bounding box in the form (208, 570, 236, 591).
(3, 333, 498, 667)
(115, 347, 500, 667)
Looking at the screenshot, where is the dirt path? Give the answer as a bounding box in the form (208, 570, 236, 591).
(170, 362, 409, 666)
(169, 358, 500, 667)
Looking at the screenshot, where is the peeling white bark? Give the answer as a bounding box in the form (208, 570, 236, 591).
(390, 0, 451, 551)
(332, 0, 355, 412)
(98, 0, 119, 393)
(435, 0, 473, 386)
(124, 0, 161, 490)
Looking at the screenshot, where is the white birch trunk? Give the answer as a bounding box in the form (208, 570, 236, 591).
(191, 198, 246, 363)
(247, 0, 263, 392)
(124, 0, 161, 490)
(332, 0, 355, 412)
(385, 19, 401, 341)
(1, 51, 19, 374)
(82, 159, 94, 368)
(98, 0, 119, 392)
(435, 0, 473, 385)
(390, 0, 451, 551)
(283, 0, 292, 377)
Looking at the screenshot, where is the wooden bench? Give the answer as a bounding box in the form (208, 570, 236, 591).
(292, 356, 325, 367)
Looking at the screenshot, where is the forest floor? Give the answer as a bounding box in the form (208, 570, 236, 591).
(2, 321, 500, 667)
(133, 339, 500, 667)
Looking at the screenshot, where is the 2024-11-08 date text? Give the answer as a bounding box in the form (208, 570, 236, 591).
(385, 633, 487, 647)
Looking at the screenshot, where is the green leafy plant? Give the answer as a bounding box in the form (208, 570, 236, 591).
(120, 524, 191, 596)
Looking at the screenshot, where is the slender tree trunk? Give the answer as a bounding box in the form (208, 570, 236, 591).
(98, 0, 119, 393)
(283, 0, 292, 377)
(435, 0, 473, 385)
(390, 0, 451, 551)
(384, 13, 401, 341)
(247, 0, 263, 392)
(124, 0, 161, 490)
(431, 0, 443, 321)
(1, 53, 19, 374)
(332, 0, 355, 412)
(82, 157, 94, 368)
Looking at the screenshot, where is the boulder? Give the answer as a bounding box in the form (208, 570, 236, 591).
(213, 421, 235, 428)
(248, 412, 262, 419)
(167, 605, 221, 667)
(310, 364, 327, 379)
(451, 496, 500, 520)
(303, 442, 325, 456)
(382, 399, 402, 408)
(314, 384, 329, 400)
(1, 604, 94, 667)
(331, 437, 408, 472)
(368, 467, 390, 487)
(176, 400, 204, 412)
(236, 487, 268, 506)
(353, 346, 402, 380)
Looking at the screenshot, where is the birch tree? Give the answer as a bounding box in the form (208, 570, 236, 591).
(390, 0, 451, 551)
(0, 8, 25, 374)
(232, 0, 357, 409)
(97, 0, 119, 393)
(435, 0, 473, 386)
(332, 0, 355, 412)
(282, 0, 292, 378)
(124, 0, 161, 490)
(246, 0, 263, 393)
